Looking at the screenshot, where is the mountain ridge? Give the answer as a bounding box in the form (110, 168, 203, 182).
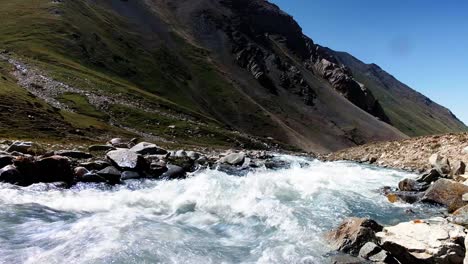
(0, 0, 465, 153)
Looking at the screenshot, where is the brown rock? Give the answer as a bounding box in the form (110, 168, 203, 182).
(421, 179, 468, 212)
(327, 218, 383, 256)
(36, 155, 74, 183)
(429, 153, 451, 174)
(452, 161, 466, 176)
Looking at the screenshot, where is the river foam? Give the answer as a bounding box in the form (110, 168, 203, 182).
(0, 156, 441, 263)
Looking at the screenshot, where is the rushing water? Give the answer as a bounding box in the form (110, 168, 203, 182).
(0, 155, 442, 264)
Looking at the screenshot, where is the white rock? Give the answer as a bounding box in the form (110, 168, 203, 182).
(463, 146, 468, 154)
(377, 218, 465, 263)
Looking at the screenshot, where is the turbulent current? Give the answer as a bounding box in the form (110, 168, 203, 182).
(0, 155, 441, 264)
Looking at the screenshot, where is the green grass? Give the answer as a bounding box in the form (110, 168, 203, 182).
(57, 92, 109, 120)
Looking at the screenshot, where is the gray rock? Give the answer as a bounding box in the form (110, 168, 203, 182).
(6, 141, 46, 155)
(429, 153, 451, 174)
(218, 152, 246, 166)
(77, 172, 107, 183)
(149, 161, 168, 177)
(452, 161, 466, 176)
(377, 218, 466, 264)
(0, 165, 23, 185)
(97, 166, 121, 184)
(121, 171, 142, 180)
(73, 167, 89, 178)
(0, 155, 13, 168)
(421, 179, 468, 212)
(106, 149, 147, 171)
(398, 178, 429, 192)
(463, 146, 468, 154)
(79, 160, 110, 171)
(186, 151, 200, 160)
(160, 165, 186, 179)
(35, 155, 74, 183)
(55, 150, 93, 159)
(88, 145, 116, 152)
(327, 218, 383, 256)
(450, 205, 468, 226)
(130, 142, 167, 155)
(107, 138, 129, 148)
(416, 169, 443, 184)
(174, 150, 187, 158)
(359, 242, 397, 263)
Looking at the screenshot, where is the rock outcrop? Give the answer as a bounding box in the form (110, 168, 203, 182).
(377, 218, 466, 264)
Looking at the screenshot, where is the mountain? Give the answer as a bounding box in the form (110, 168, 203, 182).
(0, 0, 465, 153)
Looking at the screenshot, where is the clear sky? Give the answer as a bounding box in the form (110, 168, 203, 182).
(269, 0, 468, 125)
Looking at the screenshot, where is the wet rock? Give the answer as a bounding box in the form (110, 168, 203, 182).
(421, 179, 468, 212)
(160, 165, 186, 179)
(88, 145, 116, 152)
(6, 141, 45, 155)
(73, 167, 89, 178)
(96, 166, 121, 184)
(106, 149, 147, 171)
(79, 160, 110, 171)
(167, 156, 195, 172)
(36, 155, 73, 183)
(377, 218, 466, 264)
(0, 155, 13, 168)
(77, 172, 107, 183)
(130, 142, 167, 155)
(55, 150, 93, 159)
(429, 153, 451, 174)
(358, 242, 398, 263)
(218, 152, 246, 166)
(327, 218, 383, 256)
(264, 159, 291, 170)
(398, 178, 429, 192)
(12, 156, 36, 184)
(330, 254, 366, 264)
(173, 150, 187, 158)
(0, 165, 23, 185)
(121, 171, 142, 180)
(452, 161, 466, 176)
(416, 169, 443, 184)
(186, 151, 200, 160)
(149, 161, 168, 177)
(386, 191, 424, 204)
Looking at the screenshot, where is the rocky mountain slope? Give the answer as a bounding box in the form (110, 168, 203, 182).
(0, 0, 465, 153)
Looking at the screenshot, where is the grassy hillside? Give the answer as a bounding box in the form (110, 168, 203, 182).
(333, 51, 467, 136)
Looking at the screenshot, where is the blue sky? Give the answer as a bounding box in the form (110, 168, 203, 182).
(269, 0, 468, 125)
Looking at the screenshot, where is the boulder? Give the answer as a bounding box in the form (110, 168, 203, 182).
(398, 178, 429, 192)
(416, 169, 443, 184)
(0, 165, 23, 185)
(107, 138, 129, 148)
(463, 146, 468, 154)
(173, 150, 187, 158)
(160, 165, 186, 179)
(386, 191, 424, 204)
(450, 205, 468, 226)
(327, 218, 383, 256)
(121, 171, 142, 180)
(96, 166, 121, 184)
(167, 156, 195, 172)
(88, 145, 116, 152)
(421, 179, 468, 212)
(452, 161, 466, 176)
(218, 152, 246, 166)
(6, 141, 46, 155)
(36, 155, 74, 183)
(74, 167, 89, 178)
(149, 161, 168, 177)
(186, 151, 200, 160)
(79, 160, 110, 171)
(12, 156, 36, 184)
(358, 242, 398, 263)
(130, 142, 167, 155)
(106, 149, 147, 171)
(429, 153, 451, 174)
(55, 150, 93, 159)
(77, 172, 107, 183)
(377, 218, 466, 264)
(0, 155, 13, 168)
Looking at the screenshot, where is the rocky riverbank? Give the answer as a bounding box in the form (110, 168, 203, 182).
(0, 138, 292, 187)
(326, 133, 468, 263)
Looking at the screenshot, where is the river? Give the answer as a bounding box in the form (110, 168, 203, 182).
(0, 155, 441, 263)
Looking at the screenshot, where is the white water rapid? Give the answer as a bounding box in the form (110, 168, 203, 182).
(0, 155, 441, 263)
